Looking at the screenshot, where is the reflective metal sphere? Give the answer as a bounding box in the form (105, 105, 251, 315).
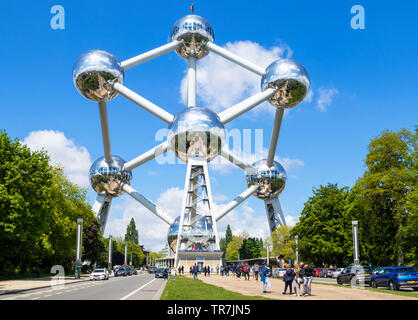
(167, 107, 225, 162)
(170, 14, 214, 59)
(73, 50, 124, 102)
(89, 155, 132, 197)
(261, 59, 310, 108)
(167, 214, 215, 253)
(246, 159, 287, 199)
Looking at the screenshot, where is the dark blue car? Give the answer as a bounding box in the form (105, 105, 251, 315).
(371, 266, 418, 291)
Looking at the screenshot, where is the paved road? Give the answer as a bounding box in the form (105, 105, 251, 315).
(0, 273, 166, 300)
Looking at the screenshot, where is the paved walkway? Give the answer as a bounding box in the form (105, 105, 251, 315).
(195, 274, 418, 300)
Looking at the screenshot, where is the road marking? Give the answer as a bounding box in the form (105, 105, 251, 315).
(31, 297, 40, 300)
(120, 279, 156, 300)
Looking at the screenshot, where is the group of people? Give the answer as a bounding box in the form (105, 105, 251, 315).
(282, 263, 315, 297)
(162, 266, 177, 280)
(225, 263, 261, 281)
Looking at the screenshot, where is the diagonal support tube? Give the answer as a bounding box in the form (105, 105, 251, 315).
(120, 40, 183, 70)
(218, 88, 276, 124)
(123, 184, 174, 225)
(266, 107, 285, 167)
(220, 147, 255, 174)
(98, 101, 113, 164)
(112, 82, 175, 124)
(123, 141, 170, 171)
(206, 42, 266, 76)
(215, 184, 259, 222)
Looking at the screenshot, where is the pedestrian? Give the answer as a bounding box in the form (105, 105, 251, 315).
(163, 266, 169, 280)
(171, 266, 176, 280)
(225, 265, 229, 277)
(302, 264, 314, 296)
(292, 263, 302, 297)
(260, 264, 272, 293)
(283, 265, 294, 294)
(216, 264, 219, 275)
(203, 265, 207, 277)
(192, 264, 198, 280)
(254, 263, 260, 281)
(208, 266, 211, 277)
(189, 266, 193, 275)
(244, 264, 250, 280)
(236, 265, 241, 279)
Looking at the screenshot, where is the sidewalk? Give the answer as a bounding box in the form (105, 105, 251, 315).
(0, 274, 92, 295)
(196, 274, 418, 300)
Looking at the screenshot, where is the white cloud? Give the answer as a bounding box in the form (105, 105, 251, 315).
(316, 87, 339, 112)
(284, 215, 299, 227)
(180, 40, 293, 115)
(22, 130, 91, 188)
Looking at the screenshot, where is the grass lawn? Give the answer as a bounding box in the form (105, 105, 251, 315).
(311, 281, 418, 298)
(160, 275, 274, 300)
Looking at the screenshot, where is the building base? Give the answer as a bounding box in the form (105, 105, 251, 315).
(177, 251, 223, 271)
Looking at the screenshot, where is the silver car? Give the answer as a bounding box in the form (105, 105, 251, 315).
(332, 268, 344, 278)
(90, 268, 109, 280)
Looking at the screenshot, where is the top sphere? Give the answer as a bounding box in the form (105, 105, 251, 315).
(73, 50, 124, 102)
(261, 59, 310, 108)
(170, 15, 214, 60)
(167, 106, 225, 163)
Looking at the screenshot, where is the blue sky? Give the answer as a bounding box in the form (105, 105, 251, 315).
(1, 1, 417, 251)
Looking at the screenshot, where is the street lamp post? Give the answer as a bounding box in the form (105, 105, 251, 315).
(124, 242, 128, 265)
(295, 235, 299, 264)
(108, 235, 112, 272)
(352, 221, 360, 266)
(75, 218, 83, 279)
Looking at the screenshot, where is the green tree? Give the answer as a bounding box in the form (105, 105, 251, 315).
(239, 237, 262, 259)
(226, 236, 243, 260)
(270, 226, 295, 261)
(124, 217, 139, 244)
(219, 224, 233, 257)
(292, 183, 353, 266)
(82, 220, 105, 266)
(351, 129, 416, 265)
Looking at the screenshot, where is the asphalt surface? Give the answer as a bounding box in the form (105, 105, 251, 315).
(0, 273, 166, 300)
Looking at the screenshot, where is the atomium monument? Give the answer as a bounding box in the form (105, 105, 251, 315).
(73, 14, 310, 268)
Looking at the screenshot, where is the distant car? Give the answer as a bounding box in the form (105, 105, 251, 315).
(319, 268, 328, 278)
(337, 266, 372, 286)
(124, 265, 133, 276)
(272, 268, 286, 278)
(371, 267, 418, 291)
(332, 268, 344, 278)
(326, 269, 335, 278)
(90, 268, 109, 280)
(148, 266, 158, 274)
(314, 268, 322, 277)
(114, 267, 126, 277)
(155, 268, 165, 278)
(130, 267, 137, 275)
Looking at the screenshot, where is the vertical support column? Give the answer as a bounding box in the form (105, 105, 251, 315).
(266, 107, 284, 167)
(76, 218, 83, 279)
(187, 57, 197, 107)
(108, 235, 112, 272)
(124, 242, 128, 265)
(264, 197, 286, 235)
(92, 193, 113, 234)
(352, 221, 360, 266)
(98, 101, 113, 164)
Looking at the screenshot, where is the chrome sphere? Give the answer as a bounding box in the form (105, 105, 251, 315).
(170, 14, 214, 59)
(167, 214, 215, 253)
(246, 159, 287, 199)
(261, 59, 310, 108)
(167, 107, 225, 162)
(73, 50, 124, 102)
(89, 155, 132, 197)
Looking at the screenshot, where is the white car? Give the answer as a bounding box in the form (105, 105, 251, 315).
(273, 268, 286, 278)
(332, 268, 344, 278)
(90, 268, 109, 280)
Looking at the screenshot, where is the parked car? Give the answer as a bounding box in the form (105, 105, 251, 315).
(319, 268, 328, 278)
(114, 266, 126, 277)
(336, 266, 372, 286)
(371, 266, 418, 291)
(326, 269, 335, 278)
(332, 268, 344, 278)
(314, 268, 322, 277)
(272, 268, 286, 278)
(124, 265, 133, 276)
(90, 268, 109, 280)
(148, 266, 158, 274)
(131, 267, 137, 275)
(155, 268, 165, 278)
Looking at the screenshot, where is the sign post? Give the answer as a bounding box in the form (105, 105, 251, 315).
(352, 221, 360, 266)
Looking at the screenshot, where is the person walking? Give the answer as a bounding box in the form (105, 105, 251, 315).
(244, 264, 250, 280)
(292, 263, 302, 297)
(171, 266, 176, 280)
(192, 264, 198, 280)
(216, 264, 219, 275)
(260, 264, 271, 293)
(163, 266, 169, 281)
(203, 265, 207, 277)
(302, 264, 314, 296)
(208, 266, 211, 277)
(283, 265, 294, 294)
(253, 263, 260, 281)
